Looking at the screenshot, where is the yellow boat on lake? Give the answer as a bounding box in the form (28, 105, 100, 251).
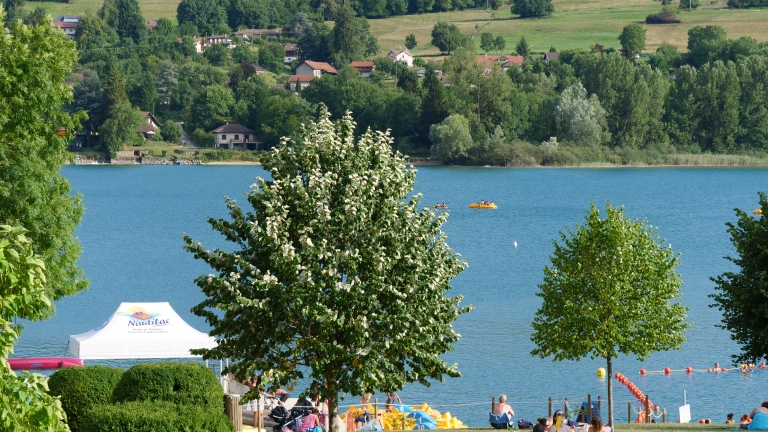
(469, 202, 497, 209)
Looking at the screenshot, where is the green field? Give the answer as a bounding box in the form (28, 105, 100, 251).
(21, 0, 768, 54)
(24, 0, 181, 20)
(369, 0, 768, 54)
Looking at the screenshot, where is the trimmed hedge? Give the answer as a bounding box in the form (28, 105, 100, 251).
(78, 400, 234, 432)
(112, 362, 223, 410)
(47, 365, 125, 431)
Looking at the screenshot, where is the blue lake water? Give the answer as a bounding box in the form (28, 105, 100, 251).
(14, 165, 768, 425)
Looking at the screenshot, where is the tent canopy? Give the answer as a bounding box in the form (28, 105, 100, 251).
(69, 302, 217, 359)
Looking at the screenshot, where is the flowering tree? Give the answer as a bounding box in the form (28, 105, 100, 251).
(184, 107, 471, 430)
(531, 203, 689, 426)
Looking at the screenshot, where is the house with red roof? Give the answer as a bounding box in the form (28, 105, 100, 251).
(284, 43, 300, 63)
(295, 61, 338, 76)
(350, 61, 375, 77)
(475, 54, 525, 73)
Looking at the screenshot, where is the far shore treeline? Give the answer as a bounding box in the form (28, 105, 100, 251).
(7, 0, 768, 166)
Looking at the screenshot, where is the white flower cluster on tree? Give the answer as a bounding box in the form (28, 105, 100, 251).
(184, 106, 472, 431)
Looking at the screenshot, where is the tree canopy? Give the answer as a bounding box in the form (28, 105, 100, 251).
(184, 107, 471, 431)
(511, 0, 554, 18)
(531, 202, 689, 426)
(431, 21, 466, 54)
(619, 23, 647, 58)
(710, 192, 768, 363)
(0, 9, 88, 304)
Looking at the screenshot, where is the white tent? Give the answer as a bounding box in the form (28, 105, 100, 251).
(69, 302, 217, 359)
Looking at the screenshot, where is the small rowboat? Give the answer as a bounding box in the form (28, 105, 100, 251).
(469, 203, 497, 209)
(8, 357, 84, 371)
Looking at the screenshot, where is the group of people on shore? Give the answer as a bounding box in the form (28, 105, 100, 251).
(722, 401, 768, 430)
(492, 394, 611, 432)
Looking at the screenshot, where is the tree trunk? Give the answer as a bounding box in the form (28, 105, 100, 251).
(329, 392, 341, 432)
(607, 355, 614, 427)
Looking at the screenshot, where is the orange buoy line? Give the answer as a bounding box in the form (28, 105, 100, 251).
(614, 372, 653, 423)
(637, 364, 766, 374)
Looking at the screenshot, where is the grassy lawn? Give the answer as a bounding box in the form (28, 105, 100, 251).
(369, 0, 768, 54)
(24, 0, 181, 20)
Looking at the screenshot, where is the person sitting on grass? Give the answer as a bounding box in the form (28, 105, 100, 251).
(749, 402, 768, 430)
(728, 413, 735, 424)
(588, 416, 605, 432)
(489, 394, 515, 429)
(742, 414, 753, 429)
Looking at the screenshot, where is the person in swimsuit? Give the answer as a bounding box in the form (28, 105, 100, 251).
(385, 392, 402, 410)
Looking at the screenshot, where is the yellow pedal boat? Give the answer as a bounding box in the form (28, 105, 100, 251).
(469, 202, 497, 209)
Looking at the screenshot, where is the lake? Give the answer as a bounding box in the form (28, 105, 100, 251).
(14, 165, 768, 425)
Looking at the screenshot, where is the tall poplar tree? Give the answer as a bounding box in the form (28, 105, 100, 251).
(185, 107, 471, 432)
(531, 203, 690, 427)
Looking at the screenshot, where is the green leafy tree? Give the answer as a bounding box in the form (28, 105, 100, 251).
(205, 43, 229, 66)
(232, 44, 257, 64)
(618, 23, 646, 58)
(22, 6, 46, 25)
(516, 36, 530, 57)
(258, 43, 286, 74)
(104, 68, 128, 109)
(69, 69, 107, 146)
(397, 67, 419, 93)
(511, 0, 554, 18)
(711, 193, 768, 363)
(177, 0, 230, 36)
(495, 35, 506, 51)
(227, 0, 271, 30)
(430, 114, 474, 163)
(480, 32, 496, 53)
(299, 21, 333, 63)
(187, 84, 235, 132)
(184, 108, 471, 432)
(431, 21, 465, 54)
(421, 67, 449, 130)
(679, 0, 701, 10)
(531, 202, 690, 427)
(405, 33, 417, 50)
(0, 9, 88, 303)
(161, 121, 183, 143)
(100, 101, 146, 150)
(686, 25, 728, 67)
(98, 0, 147, 43)
(3, 0, 24, 25)
(0, 225, 69, 431)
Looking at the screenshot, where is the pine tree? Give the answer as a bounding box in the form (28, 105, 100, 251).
(98, 0, 147, 43)
(516, 36, 530, 57)
(421, 67, 449, 134)
(104, 69, 128, 110)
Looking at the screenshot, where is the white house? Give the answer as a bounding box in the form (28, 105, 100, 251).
(51, 16, 79, 40)
(234, 28, 281, 40)
(388, 49, 413, 68)
(204, 35, 232, 47)
(210, 123, 258, 150)
(284, 43, 300, 63)
(289, 75, 318, 92)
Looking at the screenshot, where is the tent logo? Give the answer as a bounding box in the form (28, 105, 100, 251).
(118, 306, 170, 327)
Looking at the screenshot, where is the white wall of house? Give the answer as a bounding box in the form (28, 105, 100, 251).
(214, 132, 254, 149)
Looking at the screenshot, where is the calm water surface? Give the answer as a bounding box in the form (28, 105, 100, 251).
(14, 165, 768, 425)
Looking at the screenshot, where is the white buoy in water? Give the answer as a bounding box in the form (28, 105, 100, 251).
(513, 241, 518, 248)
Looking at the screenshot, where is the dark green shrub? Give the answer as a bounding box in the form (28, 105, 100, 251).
(78, 401, 234, 432)
(112, 362, 223, 411)
(47, 365, 125, 431)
